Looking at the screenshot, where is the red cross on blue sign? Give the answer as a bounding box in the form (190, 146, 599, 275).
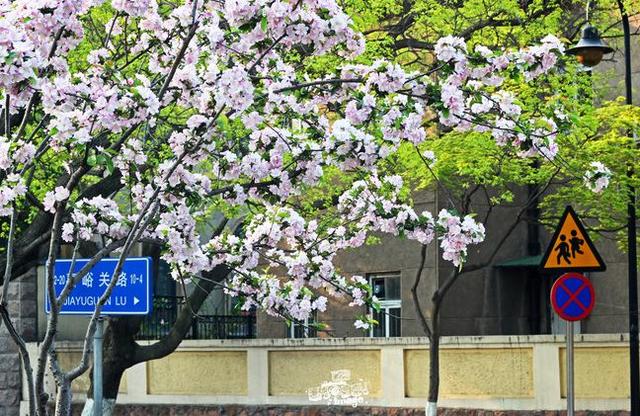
(550, 272, 595, 321)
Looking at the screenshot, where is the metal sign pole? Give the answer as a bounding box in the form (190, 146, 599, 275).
(566, 320, 575, 416)
(93, 318, 104, 416)
(551, 273, 595, 416)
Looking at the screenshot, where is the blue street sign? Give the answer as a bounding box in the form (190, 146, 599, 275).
(45, 257, 152, 315)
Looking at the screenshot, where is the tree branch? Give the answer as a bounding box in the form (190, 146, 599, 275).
(410, 244, 433, 338)
(394, 37, 434, 51)
(273, 78, 364, 94)
(0, 303, 36, 416)
(133, 265, 231, 363)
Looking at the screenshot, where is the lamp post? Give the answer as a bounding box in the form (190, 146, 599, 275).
(566, 4, 637, 413)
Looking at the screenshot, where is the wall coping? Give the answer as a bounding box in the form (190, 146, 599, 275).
(50, 333, 630, 350)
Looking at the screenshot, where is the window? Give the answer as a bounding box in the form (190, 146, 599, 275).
(369, 273, 401, 338)
(289, 310, 318, 338)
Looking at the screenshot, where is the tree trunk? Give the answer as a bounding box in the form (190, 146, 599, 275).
(54, 381, 72, 416)
(80, 317, 141, 416)
(427, 305, 440, 416)
(80, 265, 229, 415)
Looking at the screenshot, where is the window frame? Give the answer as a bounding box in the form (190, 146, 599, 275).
(289, 310, 318, 339)
(368, 272, 401, 338)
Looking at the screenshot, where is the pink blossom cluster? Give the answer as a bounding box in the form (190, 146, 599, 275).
(436, 210, 486, 267)
(0, 174, 27, 216)
(0, 0, 580, 328)
(43, 186, 69, 214)
(434, 35, 565, 159)
(0, 19, 40, 96)
(0, 0, 89, 108)
(584, 161, 612, 193)
(202, 207, 339, 319)
(62, 196, 129, 242)
(199, 173, 484, 322)
(112, 0, 151, 17)
(226, 0, 366, 57)
(199, 176, 441, 320)
(0, 138, 36, 171)
(154, 202, 211, 278)
(336, 174, 437, 245)
(41, 73, 160, 148)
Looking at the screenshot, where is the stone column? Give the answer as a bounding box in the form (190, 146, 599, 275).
(0, 269, 37, 416)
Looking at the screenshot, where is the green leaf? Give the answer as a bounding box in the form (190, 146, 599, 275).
(104, 156, 115, 175)
(261, 15, 268, 32)
(312, 322, 328, 331)
(216, 114, 230, 132)
(4, 51, 16, 65)
(96, 154, 108, 165)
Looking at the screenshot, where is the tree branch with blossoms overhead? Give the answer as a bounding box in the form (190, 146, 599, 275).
(0, 0, 581, 413)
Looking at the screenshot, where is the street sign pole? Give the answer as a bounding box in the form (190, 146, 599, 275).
(550, 272, 597, 416)
(542, 207, 604, 416)
(566, 320, 574, 416)
(93, 318, 104, 416)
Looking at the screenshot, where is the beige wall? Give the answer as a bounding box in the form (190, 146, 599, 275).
(404, 348, 534, 399)
(269, 349, 381, 397)
(57, 351, 128, 395)
(147, 351, 247, 395)
(559, 347, 629, 399)
(23, 334, 633, 413)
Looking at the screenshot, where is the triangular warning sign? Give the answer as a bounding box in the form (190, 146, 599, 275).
(540, 205, 606, 272)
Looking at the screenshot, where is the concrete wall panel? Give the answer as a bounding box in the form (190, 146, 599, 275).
(404, 347, 534, 398)
(146, 351, 247, 395)
(559, 347, 629, 398)
(268, 349, 381, 397)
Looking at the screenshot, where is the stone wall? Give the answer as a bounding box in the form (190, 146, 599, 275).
(0, 269, 37, 416)
(67, 404, 631, 416)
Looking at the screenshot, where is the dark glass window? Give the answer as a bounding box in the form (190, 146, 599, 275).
(368, 273, 401, 338)
(289, 310, 318, 338)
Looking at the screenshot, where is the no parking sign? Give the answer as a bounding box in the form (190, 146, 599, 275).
(550, 272, 595, 321)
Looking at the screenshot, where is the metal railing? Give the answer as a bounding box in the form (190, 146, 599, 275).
(136, 296, 256, 340)
(191, 315, 255, 339)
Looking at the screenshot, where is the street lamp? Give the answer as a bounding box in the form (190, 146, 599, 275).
(566, 3, 637, 414)
(565, 24, 613, 67)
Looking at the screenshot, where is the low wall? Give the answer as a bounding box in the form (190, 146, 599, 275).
(59, 404, 634, 415)
(22, 334, 633, 413)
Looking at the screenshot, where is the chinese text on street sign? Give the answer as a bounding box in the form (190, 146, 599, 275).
(44, 257, 152, 315)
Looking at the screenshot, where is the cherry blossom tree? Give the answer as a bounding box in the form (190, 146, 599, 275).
(0, 0, 573, 415)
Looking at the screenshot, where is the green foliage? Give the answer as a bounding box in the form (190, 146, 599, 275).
(338, 0, 575, 70)
(540, 99, 640, 247)
(328, 0, 640, 250)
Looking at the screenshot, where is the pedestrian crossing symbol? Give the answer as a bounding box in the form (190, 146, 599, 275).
(540, 205, 606, 272)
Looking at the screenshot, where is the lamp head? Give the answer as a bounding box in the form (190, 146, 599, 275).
(566, 24, 614, 67)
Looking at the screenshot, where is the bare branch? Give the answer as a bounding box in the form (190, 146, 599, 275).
(410, 244, 433, 338)
(273, 78, 364, 94)
(0, 206, 17, 305)
(134, 266, 231, 362)
(157, 24, 199, 100)
(0, 304, 36, 416)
